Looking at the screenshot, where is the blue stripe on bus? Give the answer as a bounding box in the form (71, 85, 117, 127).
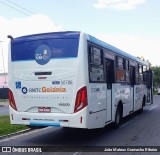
(88, 35, 148, 65)
(30, 122, 60, 127)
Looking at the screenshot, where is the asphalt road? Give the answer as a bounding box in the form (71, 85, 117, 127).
(0, 96, 160, 155)
(0, 105, 9, 116)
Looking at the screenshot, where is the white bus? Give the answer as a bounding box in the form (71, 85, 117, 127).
(8, 31, 153, 129)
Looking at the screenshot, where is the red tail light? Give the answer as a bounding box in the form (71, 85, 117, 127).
(74, 86, 88, 113)
(8, 89, 17, 111)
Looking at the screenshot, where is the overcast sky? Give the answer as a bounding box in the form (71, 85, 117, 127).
(0, 0, 160, 72)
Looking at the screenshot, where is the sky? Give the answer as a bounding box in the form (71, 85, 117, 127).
(0, 0, 160, 73)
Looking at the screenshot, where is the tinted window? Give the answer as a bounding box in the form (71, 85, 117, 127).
(90, 47, 102, 65)
(90, 65, 104, 82)
(116, 56, 124, 69)
(12, 38, 79, 61)
(89, 46, 104, 82)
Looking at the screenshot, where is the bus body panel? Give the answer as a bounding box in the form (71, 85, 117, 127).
(11, 67, 77, 114)
(9, 32, 81, 115)
(112, 83, 147, 121)
(9, 106, 89, 128)
(112, 84, 131, 118)
(87, 83, 107, 129)
(106, 89, 112, 122)
(88, 84, 106, 113)
(134, 85, 144, 111)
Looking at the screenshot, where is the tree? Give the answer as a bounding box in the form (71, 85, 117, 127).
(151, 66, 160, 88)
(137, 56, 152, 67)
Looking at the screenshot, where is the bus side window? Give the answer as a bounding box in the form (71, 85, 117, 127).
(88, 46, 104, 82)
(145, 70, 153, 88)
(90, 65, 104, 82)
(130, 66, 136, 86)
(139, 64, 143, 84)
(116, 56, 125, 82)
(106, 59, 115, 89)
(135, 64, 139, 84)
(143, 65, 147, 84)
(125, 59, 130, 82)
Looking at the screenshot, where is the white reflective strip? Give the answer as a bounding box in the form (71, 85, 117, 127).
(149, 105, 158, 111)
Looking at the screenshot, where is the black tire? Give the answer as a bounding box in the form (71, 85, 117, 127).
(113, 106, 122, 128)
(139, 97, 145, 113)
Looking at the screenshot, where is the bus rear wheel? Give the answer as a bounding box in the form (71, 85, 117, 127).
(113, 106, 122, 128)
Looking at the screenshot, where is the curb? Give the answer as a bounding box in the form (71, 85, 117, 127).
(0, 128, 32, 140)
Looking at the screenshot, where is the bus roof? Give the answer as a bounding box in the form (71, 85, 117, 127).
(11, 31, 148, 66)
(12, 31, 80, 43)
(87, 34, 148, 66)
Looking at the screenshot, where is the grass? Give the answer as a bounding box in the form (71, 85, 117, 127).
(153, 91, 158, 95)
(0, 115, 28, 136)
(0, 99, 8, 103)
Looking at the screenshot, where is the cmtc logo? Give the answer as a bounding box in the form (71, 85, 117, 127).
(21, 86, 66, 94)
(35, 44, 51, 65)
(22, 87, 28, 94)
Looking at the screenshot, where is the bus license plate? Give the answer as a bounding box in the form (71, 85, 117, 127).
(38, 107, 51, 113)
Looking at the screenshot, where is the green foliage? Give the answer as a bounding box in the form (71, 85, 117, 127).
(0, 115, 28, 136)
(151, 66, 160, 87)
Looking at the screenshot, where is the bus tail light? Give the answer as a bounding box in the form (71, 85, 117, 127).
(8, 89, 17, 111)
(74, 86, 88, 113)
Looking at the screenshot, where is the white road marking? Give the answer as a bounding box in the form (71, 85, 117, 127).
(149, 105, 158, 111)
(73, 152, 82, 155)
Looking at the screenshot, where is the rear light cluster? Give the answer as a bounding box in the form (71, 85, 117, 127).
(74, 86, 88, 113)
(8, 89, 17, 111)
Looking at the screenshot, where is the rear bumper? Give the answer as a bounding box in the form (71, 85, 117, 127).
(9, 106, 88, 129)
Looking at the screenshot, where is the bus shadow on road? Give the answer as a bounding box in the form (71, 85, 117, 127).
(24, 123, 118, 146)
(24, 110, 149, 146)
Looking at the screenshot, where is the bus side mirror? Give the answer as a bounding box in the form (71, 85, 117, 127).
(7, 35, 14, 40)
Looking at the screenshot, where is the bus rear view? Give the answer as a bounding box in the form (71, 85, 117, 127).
(9, 31, 153, 129)
(8, 31, 89, 128)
